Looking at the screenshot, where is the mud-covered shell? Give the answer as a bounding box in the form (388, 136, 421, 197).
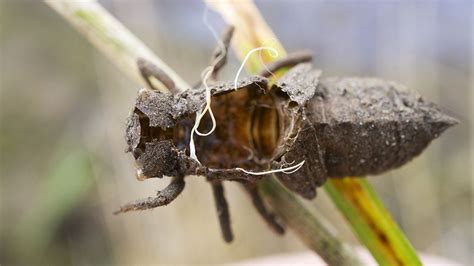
(124, 76, 269, 179)
(131, 76, 268, 130)
(272, 121, 327, 199)
(124, 62, 456, 199)
(274, 63, 321, 106)
(306, 77, 458, 177)
(270, 65, 456, 198)
(134, 140, 199, 178)
(271, 64, 326, 199)
(125, 112, 141, 153)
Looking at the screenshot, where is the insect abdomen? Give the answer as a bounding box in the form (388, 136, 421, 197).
(306, 77, 457, 177)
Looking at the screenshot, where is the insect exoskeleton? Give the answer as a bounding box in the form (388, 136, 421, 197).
(119, 41, 456, 243)
(268, 63, 458, 198)
(305, 77, 458, 178)
(125, 62, 457, 200)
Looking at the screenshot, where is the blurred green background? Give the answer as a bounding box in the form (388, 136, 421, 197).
(1, 0, 472, 264)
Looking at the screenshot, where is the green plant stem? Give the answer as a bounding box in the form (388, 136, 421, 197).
(207, 0, 421, 265)
(325, 178, 422, 265)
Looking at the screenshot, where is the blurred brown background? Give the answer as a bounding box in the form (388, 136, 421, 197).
(1, 0, 472, 264)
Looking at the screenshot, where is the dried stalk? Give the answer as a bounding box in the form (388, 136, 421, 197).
(47, 0, 362, 265)
(207, 0, 421, 265)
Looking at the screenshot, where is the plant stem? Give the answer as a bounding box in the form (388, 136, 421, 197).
(207, 0, 421, 265)
(325, 178, 422, 265)
(260, 179, 362, 265)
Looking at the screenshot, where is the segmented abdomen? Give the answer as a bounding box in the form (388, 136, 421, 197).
(306, 77, 456, 177)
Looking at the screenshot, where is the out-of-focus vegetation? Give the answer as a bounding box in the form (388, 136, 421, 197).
(1, 0, 472, 264)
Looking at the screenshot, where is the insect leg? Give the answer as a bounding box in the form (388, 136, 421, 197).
(210, 25, 235, 79)
(137, 57, 178, 94)
(257, 50, 313, 78)
(242, 182, 285, 235)
(113, 176, 185, 214)
(210, 181, 234, 242)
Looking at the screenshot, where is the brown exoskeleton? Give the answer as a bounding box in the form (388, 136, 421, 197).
(115, 26, 457, 242)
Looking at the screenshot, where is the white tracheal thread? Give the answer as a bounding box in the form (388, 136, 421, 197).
(235, 160, 305, 175)
(232, 47, 306, 175)
(189, 66, 217, 163)
(189, 8, 227, 163)
(190, 11, 305, 175)
(233, 47, 279, 90)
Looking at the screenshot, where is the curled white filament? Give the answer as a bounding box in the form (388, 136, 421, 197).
(233, 47, 279, 90)
(190, 12, 303, 177)
(235, 160, 305, 176)
(189, 67, 216, 163)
